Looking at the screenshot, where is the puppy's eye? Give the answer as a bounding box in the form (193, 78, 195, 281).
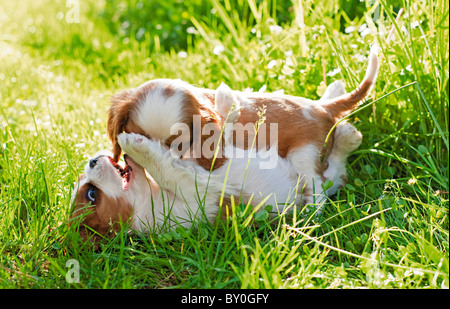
(86, 187, 97, 203)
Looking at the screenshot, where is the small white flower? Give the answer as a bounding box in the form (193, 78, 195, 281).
(345, 26, 356, 33)
(186, 27, 197, 34)
(213, 45, 225, 55)
(178, 51, 188, 58)
(326, 67, 341, 77)
(410, 21, 420, 29)
(267, 60, 277, 69)
(358, 24, 371, 38)
(269, 25, 283, 34)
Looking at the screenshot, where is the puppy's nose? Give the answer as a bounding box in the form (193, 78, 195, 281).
(89, 157, 99, 169)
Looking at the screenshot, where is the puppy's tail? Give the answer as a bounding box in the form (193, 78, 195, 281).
(321, 45, 379, 118)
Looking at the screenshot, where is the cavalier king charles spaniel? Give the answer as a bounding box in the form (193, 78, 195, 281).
(71, 47, 379, 242)
(71, 119, 364, 242)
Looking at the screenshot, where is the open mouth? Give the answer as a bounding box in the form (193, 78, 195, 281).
(108, 156, 132, 186)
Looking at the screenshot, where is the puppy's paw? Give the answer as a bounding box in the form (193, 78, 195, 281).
(215, 82, 240, 122)
(118, 133, 145, 151)
(334, 122, 362, 153)
(320, 80, 346, 101)
(117, 133, 157, 160)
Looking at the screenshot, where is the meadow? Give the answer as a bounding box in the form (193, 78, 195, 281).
(0, 0, 448, 289)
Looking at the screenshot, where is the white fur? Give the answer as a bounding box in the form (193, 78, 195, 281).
(130, 84, 185, 141)
(73, 150, 124, 201)
(217, 145, 301, 213)
(116, 132, 301, 231)
(215, 82, 241, 122)
(285, 144, 325, 206)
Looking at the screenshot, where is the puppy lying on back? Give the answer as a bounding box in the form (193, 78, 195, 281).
(70, 133, 302, 241)
(107, 47, 378, 206)
(70, 114, 364, 242)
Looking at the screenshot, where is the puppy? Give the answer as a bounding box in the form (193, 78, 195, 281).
(70, 133, 302, 241)
(106, 47, 378, 206)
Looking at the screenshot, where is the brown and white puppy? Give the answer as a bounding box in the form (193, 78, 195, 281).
(70, 120, 364, 242)
(70, 133, 304, 241)
(107, 47, 378, 206)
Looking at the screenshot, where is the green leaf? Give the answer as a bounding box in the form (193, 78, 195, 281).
(254, 209, 269, 222)
(345, 241, 355, 251)
(345, 183, 356, 191)
(158, 233, 172, 243)
(354, 178, 364, 186)
(418, 145, 429, 154)
(321, 179, 333, 191)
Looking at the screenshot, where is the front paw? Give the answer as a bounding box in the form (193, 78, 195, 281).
(118, 133, 166, 161)
(118, 133, 148, 154)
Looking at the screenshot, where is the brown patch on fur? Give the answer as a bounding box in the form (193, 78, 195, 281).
(190, 93, 227, 170)
(108, 90, 139, 162)
(162, 84, 176, 98)
(232, 95, 336, 174)
(300, 186, 312, 206)
(219, 196, 233, 220)
(124, 120, 149, 139)
(70, 183, 132, 242)
(323, 79, 373, 119)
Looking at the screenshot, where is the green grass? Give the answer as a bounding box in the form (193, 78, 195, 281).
(0, 0, 448, 289)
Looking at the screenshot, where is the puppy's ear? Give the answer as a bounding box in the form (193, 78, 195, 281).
(196, 99, 228, 170)
(107, 90, 136, 162)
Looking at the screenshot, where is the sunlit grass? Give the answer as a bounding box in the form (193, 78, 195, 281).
(0, 0, 448, 288)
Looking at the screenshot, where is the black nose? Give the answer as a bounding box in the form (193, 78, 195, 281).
(89, 157, 99, 169)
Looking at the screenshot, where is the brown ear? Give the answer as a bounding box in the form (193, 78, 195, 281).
(107, 90, 136, 162)
(196, 100, 227, 170)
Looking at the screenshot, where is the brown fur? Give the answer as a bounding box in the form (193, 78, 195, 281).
(107, 90, 140, 162)
(229, 95, 336, 169)
(70, 183, 132, 242)
(220, 196, 233, 220)
(181, 88, 227, 170)
(106, 86, 335, 172)
(322, 75, 375, 119)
